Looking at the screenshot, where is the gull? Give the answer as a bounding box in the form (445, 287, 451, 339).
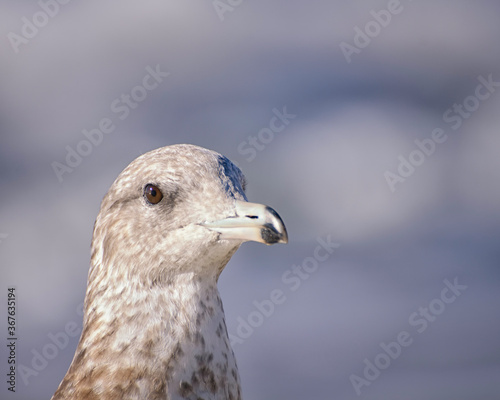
(51, 144, 288, 400)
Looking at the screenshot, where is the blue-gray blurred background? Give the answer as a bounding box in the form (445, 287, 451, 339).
(1, 1, 500, 399)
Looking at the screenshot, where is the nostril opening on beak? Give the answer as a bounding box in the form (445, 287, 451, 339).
(246, 215, 259, 219)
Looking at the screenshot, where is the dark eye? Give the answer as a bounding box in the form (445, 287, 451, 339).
(144, 184, 163, 205)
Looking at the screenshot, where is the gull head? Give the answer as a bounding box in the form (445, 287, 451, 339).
(89, 144, 288, 288)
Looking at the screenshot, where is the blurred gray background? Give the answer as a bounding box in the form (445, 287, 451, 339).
(1, 1, 500, 399)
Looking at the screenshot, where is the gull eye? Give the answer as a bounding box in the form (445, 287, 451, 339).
(144, 184, 163, 205)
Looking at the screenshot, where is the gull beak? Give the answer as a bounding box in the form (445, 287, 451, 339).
(202, 200, 288, 245)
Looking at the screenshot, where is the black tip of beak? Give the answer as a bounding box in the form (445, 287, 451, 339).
(261, 207, 288, 245)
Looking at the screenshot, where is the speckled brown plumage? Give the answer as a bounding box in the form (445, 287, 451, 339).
(51, 144, 287, 400)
